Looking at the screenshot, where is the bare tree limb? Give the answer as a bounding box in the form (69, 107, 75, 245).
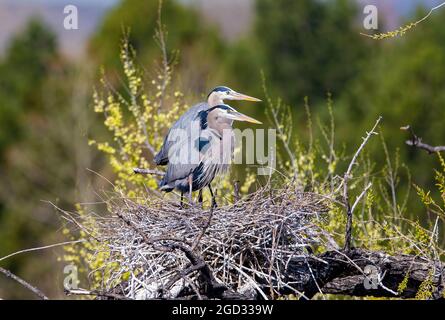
(288, 248, 445, 300)
(0, 267, 49, 300)
(401, 125, 445, 154)
(133, 168, 165, 176)
(343, 117, 382, 251)
(65, 288, 131, 300)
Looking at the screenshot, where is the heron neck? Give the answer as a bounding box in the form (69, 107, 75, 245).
(207, 94, 224, 107)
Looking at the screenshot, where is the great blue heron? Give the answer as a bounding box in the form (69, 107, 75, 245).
(157, 103, 262, 207)
(154, 86, 261, 166)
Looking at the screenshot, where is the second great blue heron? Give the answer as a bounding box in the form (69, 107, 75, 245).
(158, 104, 262, 207)
(154, 86, 261, 166)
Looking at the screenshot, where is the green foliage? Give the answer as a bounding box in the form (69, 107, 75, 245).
(415, 153, 445, 218)
(0, 19, 98, 298)
(89, 0, 225, 91)
(2, 0, 445, 300)
(397, 271, 410, 295)
(338, 7, 445, 210)
(0, 18, 57, 154)
(90, 38, 186, 196)
(249, 0, 369, 104)
(415, 271, 434, 300)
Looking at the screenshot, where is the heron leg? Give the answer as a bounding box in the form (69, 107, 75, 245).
(180, 191, 184, 208)
(208, 184, 217, 208)
(198, 189, 203, 208)
(188, 173, 193, 205)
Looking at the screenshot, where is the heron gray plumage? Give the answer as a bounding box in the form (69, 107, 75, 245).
(157, 102, 261, 207)
(154, 86, 261, 166)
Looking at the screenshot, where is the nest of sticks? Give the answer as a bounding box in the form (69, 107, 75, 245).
(71, 183, 333, 299)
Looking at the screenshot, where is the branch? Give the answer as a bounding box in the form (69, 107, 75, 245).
(191, 206, 214, 251)
(350, 182, 372, 214)
(0, 240, 86, 263)
(164, 242, 243, 299)
(401, 125, 445, 154)
(343, 117, 381, 251)
(65, 288, 132, 300)
(286, 248, 445, 299)
(98, 247, 445, 300)
(361, 1, 445, 40)
(0, 267, 49, 300)
(133, 168, 165, 176)
(234, 181, 241, 203)
(114, 208, 245, 299)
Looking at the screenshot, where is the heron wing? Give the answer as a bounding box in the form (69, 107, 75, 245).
(159, 135, 214, 191)
(159, 131, 232, 192)
(158, 136, 203, 190)
(154, 101, 209, 165)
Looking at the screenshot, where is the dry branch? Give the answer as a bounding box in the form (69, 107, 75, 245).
(343, 117, 381, 251)
(289, 248, 444, 299)
(0, 267, 49, 300)
(402, 125, 445, 154)
(65, 288, 132, 300)
(65, 184, 330, 300)
(61, 176, 445, 299)
(133, 168, 165, 176)
(60, 177, 445, 300)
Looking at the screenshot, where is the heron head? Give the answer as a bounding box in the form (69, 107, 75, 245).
(207, 86, 262, 106)
(205, 104, 262, 131)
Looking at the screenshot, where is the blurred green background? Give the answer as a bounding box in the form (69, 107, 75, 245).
(0, 0, 444, 299)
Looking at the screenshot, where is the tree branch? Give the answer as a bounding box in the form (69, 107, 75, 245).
(133, 168, 165, 176)
(285, 248, 444, 299)
(401, 125, 445, 154)
(343, 117, 381, 251)
(0, 267, 49, 300)
(65, 288, 132, 300)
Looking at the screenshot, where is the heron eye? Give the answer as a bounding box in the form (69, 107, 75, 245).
(226, 91, 230, 95)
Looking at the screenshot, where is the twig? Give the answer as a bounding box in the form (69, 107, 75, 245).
(234, 181, 240, 203)
(351, 182, 373, 214)
(361, 1, 445, 40)
(191, 206, 214, 251)
(115, 209, 187, 246)
(0, 240, 86, 263)
(133, 168, 165, 176)
(344, 117, 382, 251)
(162, 262, 205, 295)
(154, 0, 171, 114)
(401, 125, 445, 154)
(65, 288, 131, 300)
(0, 267, 49, 300)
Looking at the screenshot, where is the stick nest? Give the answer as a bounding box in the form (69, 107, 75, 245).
(76, 184, 332, 299)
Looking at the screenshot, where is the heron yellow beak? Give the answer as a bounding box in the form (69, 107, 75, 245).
(231, 91, 262, 102)
(228, 111, 262, 124)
